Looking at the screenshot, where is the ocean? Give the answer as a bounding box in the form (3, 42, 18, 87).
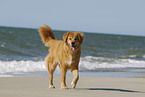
(0, 26, 145, 77)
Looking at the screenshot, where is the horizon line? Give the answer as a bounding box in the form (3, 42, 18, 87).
(0, 25, 145, 37)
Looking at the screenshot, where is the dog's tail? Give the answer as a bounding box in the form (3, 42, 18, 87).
(38, 25, 55, 44)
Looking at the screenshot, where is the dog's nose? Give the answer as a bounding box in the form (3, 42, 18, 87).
(71, 42, 75, 46)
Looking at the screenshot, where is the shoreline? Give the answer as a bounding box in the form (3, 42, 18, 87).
(0, 77, 145, 97)
(1, 71, 145, 78)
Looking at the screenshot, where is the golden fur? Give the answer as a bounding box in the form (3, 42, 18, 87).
(38, 25, 84, 89)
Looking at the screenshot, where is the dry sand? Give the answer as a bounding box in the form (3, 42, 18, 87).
(0, 77, 145, 97)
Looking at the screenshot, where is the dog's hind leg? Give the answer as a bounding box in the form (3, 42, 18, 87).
(45, 55, 57, 89)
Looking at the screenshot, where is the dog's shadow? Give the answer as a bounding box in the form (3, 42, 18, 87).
(76, 88, 145, 93)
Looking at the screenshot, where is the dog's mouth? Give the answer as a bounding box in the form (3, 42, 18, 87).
(70, 43, 77, 51)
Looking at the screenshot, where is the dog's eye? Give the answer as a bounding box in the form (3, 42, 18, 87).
(69, 38, 72, 40)
(74, 38, 77, 40)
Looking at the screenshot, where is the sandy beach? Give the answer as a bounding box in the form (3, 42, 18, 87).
(0, 77, 145, 97)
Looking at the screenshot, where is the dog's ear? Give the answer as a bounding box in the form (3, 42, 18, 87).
(76, 32, 84, 44)
(63, 32, 73, 42)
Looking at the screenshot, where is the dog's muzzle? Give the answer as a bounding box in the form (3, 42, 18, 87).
(70, 42, 77, 51)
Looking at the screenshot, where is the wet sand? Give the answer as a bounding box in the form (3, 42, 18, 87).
(0, 77, 145, 97)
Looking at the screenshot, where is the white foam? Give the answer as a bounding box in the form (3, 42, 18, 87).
(79, 56, 145, 70)
(0, 60, 47, 74)
(0, 56, 145, 74)
(1, 42, 6, 47)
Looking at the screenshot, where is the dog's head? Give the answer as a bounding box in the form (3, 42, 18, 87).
(63, 32, 84, 51)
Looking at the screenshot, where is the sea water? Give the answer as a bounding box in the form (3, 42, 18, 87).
(0, 26, 145, 77)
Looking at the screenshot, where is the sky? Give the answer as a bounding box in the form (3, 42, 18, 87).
(0, 0, 145, 36)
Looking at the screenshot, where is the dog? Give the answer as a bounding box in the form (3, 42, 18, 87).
(38, 25, 84, 89)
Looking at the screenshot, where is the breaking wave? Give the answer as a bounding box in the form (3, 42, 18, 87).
(1, 56, 145, 74)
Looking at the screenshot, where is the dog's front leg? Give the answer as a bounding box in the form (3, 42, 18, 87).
(71, 69, 79, 89)
(60, 67, 68, 89)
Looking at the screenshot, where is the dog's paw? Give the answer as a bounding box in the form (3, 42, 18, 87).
(61, 86, 68, 90)
(71, 82, 76, 89)
(49, 85, 55, 89)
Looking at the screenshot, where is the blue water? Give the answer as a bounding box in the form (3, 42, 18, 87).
(0, 26, 145, 77)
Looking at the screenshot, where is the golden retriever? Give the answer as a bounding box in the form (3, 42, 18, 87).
(38, 25, 84, 89)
